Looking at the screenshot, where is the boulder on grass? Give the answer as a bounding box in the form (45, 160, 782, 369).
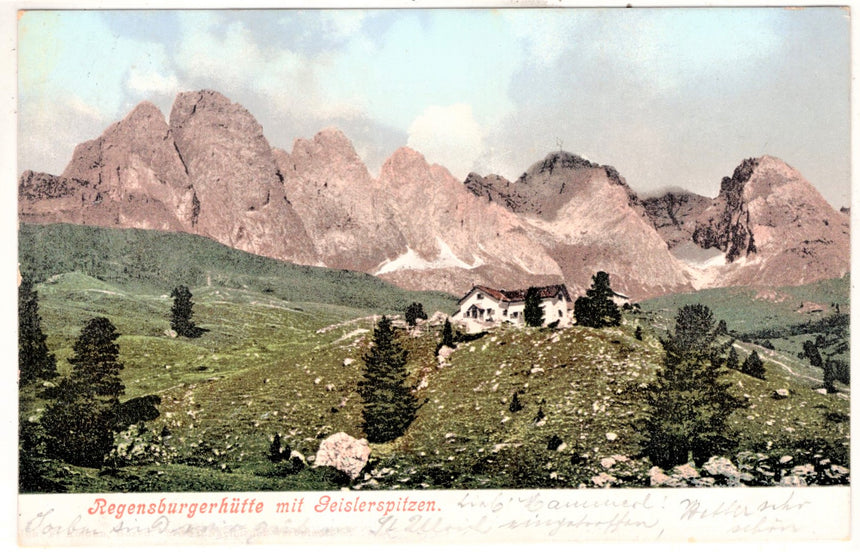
(702, 456, 742, 486)
(437, 345, 456, 362)
(313, 432, 371, 479)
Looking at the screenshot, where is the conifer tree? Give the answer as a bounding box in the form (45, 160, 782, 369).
(726, 345, 740, 371)
(404, 302, 428, 327)
(645, 304, 745, 468)
(823, 361, 838, 393)
(18, 276, 60, 491)
(509, 391, 523, 413)
(41, 317, 125, 467)
(269, 433, 290, 462)
(574, 271, 621, 328)
(801, 340, 823, 368)
(440, 319, 455, 348)
(523, 287, 545, 327)
(358, 316, 417, 443)
(18, 277, 57, 385)
(741, 350, 766, 380)
(170, 285, 202, 338)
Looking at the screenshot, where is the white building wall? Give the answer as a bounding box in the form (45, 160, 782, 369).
(541, 296, 568, 326)
(454, 290, 571, 328)
(453, 292, 504, 323)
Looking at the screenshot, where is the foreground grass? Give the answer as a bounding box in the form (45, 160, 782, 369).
(21, 264, 850, 491)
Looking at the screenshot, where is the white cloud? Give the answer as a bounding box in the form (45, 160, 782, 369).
(502, 9, 580, 67)
(173, 14, 360, 121)
(407, 104, 484, 179)
(322, 11, 522, 131)
(321, 11, 367, 41)
(586, 9, 782, 94)
(127, 68, 179, 96)
(17, 11, 181, 172)
(18, 96, 107, 174)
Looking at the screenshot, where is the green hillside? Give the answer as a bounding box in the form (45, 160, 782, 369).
(640, 274, 849, 335)
(17, 223, 850, 492)
(18, 223, 457, 315)
(640, 276, 850, 383)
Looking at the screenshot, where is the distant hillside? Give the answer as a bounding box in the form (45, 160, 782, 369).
(18, 223, 457, 315)
(640, 274, 849, 336)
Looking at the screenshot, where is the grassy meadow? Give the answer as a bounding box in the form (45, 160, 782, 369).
(18, 224, 850, 491)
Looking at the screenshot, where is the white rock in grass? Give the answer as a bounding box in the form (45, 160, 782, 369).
(290, 450, 307, 466)
(343, 358, 355, 367)
(703, 456, 742, 484)
(827, 465, 850, 479)
(437, 346, 455, 362)
(791, 464, 815, 478)
(591, 472, 617, 488)
(673, 463, 700, 480)
(313, 432, 370, 479)
(779, 475, 807, 487)
(605, 432, 618, 441)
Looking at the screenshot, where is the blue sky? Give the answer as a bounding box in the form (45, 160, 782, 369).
(17, 8, 851, 207)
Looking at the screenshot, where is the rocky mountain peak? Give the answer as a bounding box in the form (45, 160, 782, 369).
(690, 155, 848, 285)
(287, 127, 368, 179)
(522, 151, 629, 189)
(641, 190, 712, 250)
(122, 100, 166, 126)
(18, 89, 848, 299)
(311, 127, 356, 152)
(385, 146, 428, 167)
(167, 90, 317, 264)
(466, 150, 638, 220)
(379, 147, 436, 187)
(531, 151, 598, 175)
(275, 125, 400, 272)
(692, 157, 762, 262)
(171, 89, 240, 118)
(464, 172, 527, 211)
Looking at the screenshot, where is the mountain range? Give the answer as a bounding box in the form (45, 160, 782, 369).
(18, 89, 850, 300)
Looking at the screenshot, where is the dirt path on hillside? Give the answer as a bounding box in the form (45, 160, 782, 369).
(734, 342, 848, 400)
(316, 315, 380, 334)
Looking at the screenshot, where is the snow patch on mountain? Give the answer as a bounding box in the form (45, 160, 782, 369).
(374, 237, 484, 275)
(671, 242, 726, 269)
